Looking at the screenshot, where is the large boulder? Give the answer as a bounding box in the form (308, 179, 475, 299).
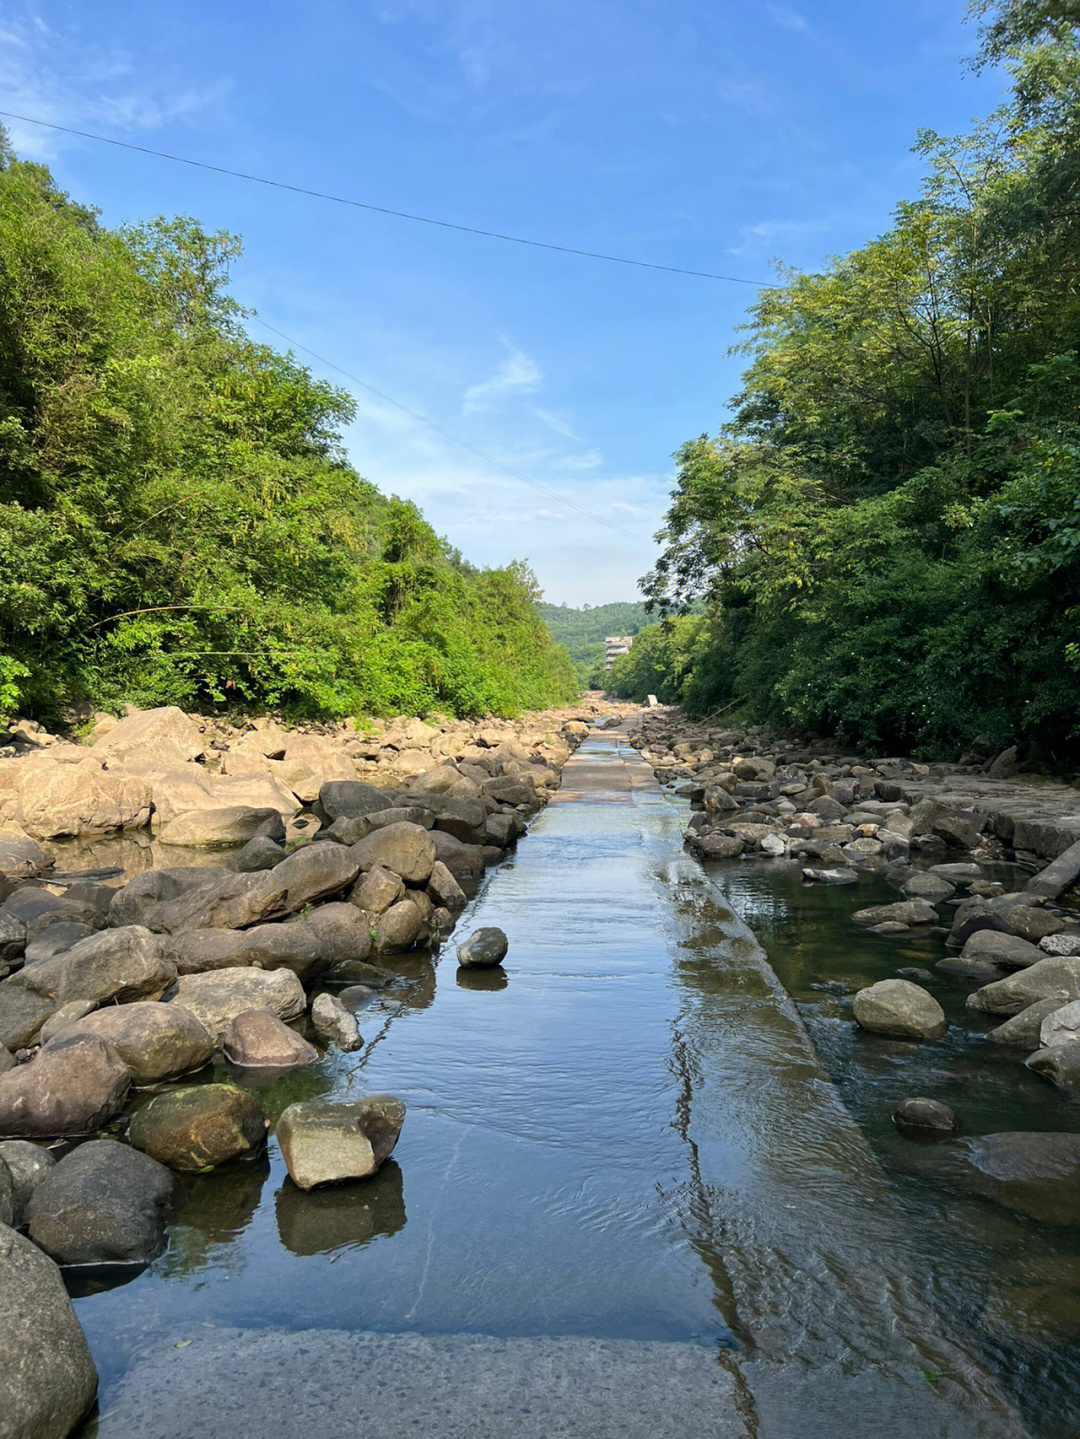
(0, 832, 53, 882)
(316, 780, 395, 825)
(229, 835, 287, 872)
(15, 759, 151, 839)
(276, 1096, 405, 1190)
(0, 1036, 131, 1138)
(352, 823, 435, 885)
(276, 736, 357, 804)
(91, 705, 204, 764)
(156, 806, 285, 848)
(46, 1001, 214, 1085)
(1026, 1042, 1080, 1092)
(0, 925, 176, 1049)
(967, 956, 1080, 1016)
(167, 967, 305, 1043)
(852, 979, 947, 1040)
(429, 829, 486, 880)
(372, 899, 423, 954)
(223, 1009, 319, 1069)
(952, 1131, 1080, 1225)
(147, 765, 300, 830)
(0, 1139, 55, 1226)
(0, 1222, 98, 1437)
(351, 865, 405, 915)
(960, 930, 1044, 970)
(901, 871, 956, 904)
(26, 1139, 176, 1263)
(427, 860, 466, 910)
(127, 1083, 268, 1171)
(986, 998, 1065, 1048)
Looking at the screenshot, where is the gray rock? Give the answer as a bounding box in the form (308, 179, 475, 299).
(986, 998, 1065, 1048)
(0, 834, 54, 881)
(352, 865, 405, 915)
(27, 1138, 176, 1263)
(0, 1042, 13, 1074)
(0, 907, 26, 964)
(0, 1155, 11, 1225)
(997, 904, 1068, 945)
(276, 1096, 405, 1190)
(967, 956, 1080, 1016)
(229, 835, 288, 872)
(693, 833, 745, 859)
(46, 1001, 214, 1085)
(986, 745, 1018, 779)
(128, 1083, 268, 1171)
(1038, 932, 1080, 957)
(167, 967, 305, 1044)
(852, 979, 947, 1040)
(39, 998, 99, 1043)
(0, 1036, 131, 1138)
(960, 930, 1044, 970)
(953, 1130, 1080, 1224)
(930, 862, 984, 885)
(316, 781, 395, 825)
(0, 1221, 98, 1437)
(353, 823, 436, 885)
(1039, 999, 1080, 1048)
(893, 1098, 958, 1134)
(901, 872, 956, 904)
(896, 967, 934, 982)
(1026, 1043, 1080, 1092)
(0, 1139, 55, 1225)
(936, 955, 1004, 983)
(851, 899, 938, 928)
(457, 927, 509, 969)
(310, 993, 364, 1052)
(302, 902, 374, 965)
(157, 806, 285, 848)
(427, 859, 467, 909)
(223, 1008, 320, 1069)
(429, 829, 486, 880)
(0, 924, 176, 1048)
(373, 899, 423, 955)
(1025, 838, 1080, 900)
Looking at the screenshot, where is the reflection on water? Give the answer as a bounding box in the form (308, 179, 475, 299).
(275, 1161, 405, 1255)
(456, 967, 508, 992)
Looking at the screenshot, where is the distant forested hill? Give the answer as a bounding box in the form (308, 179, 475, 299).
(0, 131, 576, 722)
(537, 602, 650, 684)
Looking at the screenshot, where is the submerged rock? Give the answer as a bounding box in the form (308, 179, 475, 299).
(276, 1096, 405, 1190)
(851, 899, 938, 928)
(894, 1098, 959, 1135)
(0, 1221, 98, 1437)
(952, 1130, 1080, 1225)
(223, 1008, 320, 1069)
(853, 979, 947, 1040)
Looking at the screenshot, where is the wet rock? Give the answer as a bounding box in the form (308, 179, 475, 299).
(457, 927, 509, 969)
(46, 1001, 214, 1085)
(0, 1221, 98, 1437)
(1026, 1043, 1080, 1092)
(372, 898, 423, 954)
(897, 967, 934, 982)
(966, 956, 1080, 1017)
(936, 955, 1004, 983)
(27, 1138, 176, 1262)
(224, 1008, 320, 1068)
(336, 984, 377, 1010)
(894, 1097, 959, 1134)
(1038, 932, 1080, 958)
(1039, 1000, 1080, 1048)
(902, 872, 956, 904)
(953, 1130, 1080, 1224)
(167, 967, 305, 1044)
(157, 806, 285, 848)
(0, 924, 176, 1049)
(0, 1036, 131, 1138)
(128, 1083, 268, 1171)
(802, 867, 858, 884)
(310, 993, 364, 1052)
(930, 862, 984, 885)
(325, 957, 394, 987)
(229, 835, 288, 872)
(960, 930, 1044, 970)
(997, 904, 1068, 945)
(693, 833, 745, 859)
(276, 1096, 405, 1190)
(986, 998, 1065, 1048)
(353, 822, 436, 885)
(427, 859, 466, 910)
(0, 1139, 55, 1225)
(851, 899, 938, 928)
(275, 1159, 405, 1255)
(852, 979, 947, 1040)
(352, 865, 405, 915)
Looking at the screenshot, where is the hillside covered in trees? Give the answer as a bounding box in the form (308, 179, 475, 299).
(610, 0, 1080, 762)
(0, 132, 576, 723)
(536, 601, 650, 684)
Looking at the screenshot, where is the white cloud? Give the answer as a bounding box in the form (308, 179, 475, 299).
(462, 342, 543, 413)
(767, 4, 808, 31)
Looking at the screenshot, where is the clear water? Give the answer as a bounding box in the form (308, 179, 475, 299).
(64, 735, 1080, 1437)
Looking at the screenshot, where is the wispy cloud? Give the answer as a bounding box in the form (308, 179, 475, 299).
(767, 4, 808, 31)
(462, 342, 543, 413)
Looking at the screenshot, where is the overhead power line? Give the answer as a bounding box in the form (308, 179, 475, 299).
(247, 315, 657, 549)
(0, 109, 772, 287)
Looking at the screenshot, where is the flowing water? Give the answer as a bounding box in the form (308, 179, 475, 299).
(67, 731, 1080, 1437)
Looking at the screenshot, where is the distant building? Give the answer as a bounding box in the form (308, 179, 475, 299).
(604, 635, 634, 669)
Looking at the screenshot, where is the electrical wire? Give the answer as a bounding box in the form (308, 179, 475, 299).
(0, 109, 773, 287)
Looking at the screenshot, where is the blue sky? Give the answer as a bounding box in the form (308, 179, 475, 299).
(1, 1, 1009, 604)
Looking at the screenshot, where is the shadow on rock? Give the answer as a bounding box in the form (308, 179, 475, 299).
(275, 1159, 405, 1255)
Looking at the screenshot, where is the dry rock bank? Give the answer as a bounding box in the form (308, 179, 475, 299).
(0, 696, 630, 1438)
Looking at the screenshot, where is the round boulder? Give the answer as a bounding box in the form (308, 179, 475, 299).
(852, 979, 947, 1040)
(224, 1008, 320, 1069)
(456, 927, 509, 969)
(127, 1083, 268, 1172)
(893, 1097, 959, 1135)
(0, 1035, 131, 1139)
(46, 1001, 214, 1085)
(27, 1138, 176, 1264)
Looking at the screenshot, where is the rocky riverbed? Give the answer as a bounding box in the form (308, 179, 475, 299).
(0, 697, 633, 1437)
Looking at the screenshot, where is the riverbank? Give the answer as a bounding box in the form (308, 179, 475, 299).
(0, 696, 635, 1437)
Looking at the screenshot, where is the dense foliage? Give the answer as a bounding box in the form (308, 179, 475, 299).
(536, 600, 650, 684)
(621, 0, 1080, 760)
(0, 135, 576, 722)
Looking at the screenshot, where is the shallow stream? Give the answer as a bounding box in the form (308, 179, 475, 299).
(68, 733, 1080, 1438)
